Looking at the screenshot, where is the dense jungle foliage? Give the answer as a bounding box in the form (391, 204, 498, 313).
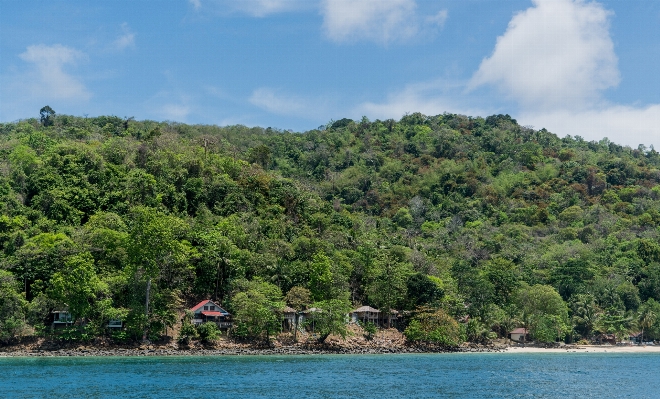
(2, 107, 660, 345)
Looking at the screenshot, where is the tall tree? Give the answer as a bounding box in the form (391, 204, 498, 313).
(47, 252, 102, 322)
(309, 298, 352, 343)
(0, 271, 28, 343)
(39, 106, 55, 127)
(638, 300, 657, 344)
(367, 251, 411, 327)
(231, 279, 284, 343)
(515, 284, 569, 343)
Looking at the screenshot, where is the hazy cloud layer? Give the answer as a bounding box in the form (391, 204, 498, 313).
(520, 106, 660, 148)
(146, 90, 193, 122)
(112, 23, 135, 51)
(189, 0, 202, 10)
(356, 79, 482, 121)
(203, 0, 310, 17)
(321, 0, 447, 44)
(250, 87, 334, 120)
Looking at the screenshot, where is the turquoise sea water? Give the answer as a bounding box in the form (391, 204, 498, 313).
(0, 353, 657, 398)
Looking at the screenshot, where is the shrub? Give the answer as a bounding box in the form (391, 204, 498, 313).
(178, 321, 199, 344)
(111, 330, 129, 343)
(197, 322, 221, 343)
(404, 309, 462, 347)
(359, 321, 378, 341)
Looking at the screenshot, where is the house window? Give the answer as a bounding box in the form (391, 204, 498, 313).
(210, 306, 215, 310)
(204, 306, 208, 310)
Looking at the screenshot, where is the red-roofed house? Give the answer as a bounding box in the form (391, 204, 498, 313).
(190, 300, 232, 329)
(508, 328, 530, 343)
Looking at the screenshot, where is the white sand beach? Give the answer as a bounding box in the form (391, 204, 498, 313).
(505, 345, 660, 353)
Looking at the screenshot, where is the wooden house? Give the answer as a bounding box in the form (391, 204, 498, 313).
(508, 328, 530, 342)
(298, 307, 322, 332)
(594, 333, 616, 345)
(351, 306, 380, 325)
(51, 310, 73, 329)
(107, 319, 124, 329)
(282, 306, 297, 330)
(351, 306, 399, 328)
(190, 300, 232, 329)
(628, 332, 642, 344)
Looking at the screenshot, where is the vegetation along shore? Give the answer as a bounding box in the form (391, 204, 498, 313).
(2, 108, 660, 352)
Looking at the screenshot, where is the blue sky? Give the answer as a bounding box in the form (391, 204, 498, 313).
(1, 0, 659, 147)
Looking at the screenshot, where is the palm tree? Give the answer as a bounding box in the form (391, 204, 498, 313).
(570, 294, 601, 341)
(638, 305, 657, 345)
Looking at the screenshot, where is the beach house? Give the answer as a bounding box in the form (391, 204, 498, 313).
(508, 328, 529, 342)
(282, 306, 297, 331)
(350, 306, 399, 328)
(51, 310, 74, 329)
(190, 300, 232, 329)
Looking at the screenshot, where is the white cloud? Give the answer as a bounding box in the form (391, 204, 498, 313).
(469, 0, 618, 110)
(189, 0, 202, 10)
(249, 87, 333, 119)
(426, 9, 448, 27)
(18, 44, 91, 101)
(160, 104, 191, 121)
(112, 23, 135, 51)
(355, 80, 485, 121)
(321, 0, 446, 44)
(322, 0, 416, 44)
(146, 90, 193, 122)
(465, 0, 660, 147)
(218, 0, 309, 17)
(520, 106, 660, 148)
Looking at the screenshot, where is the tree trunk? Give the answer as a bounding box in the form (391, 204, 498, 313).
(142, 277, 151, 342)
(318, 333, 330, 344)
(293, 313, 298, 342)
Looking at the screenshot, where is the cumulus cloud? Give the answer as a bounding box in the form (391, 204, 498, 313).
(249, 87, 333, 119)
(469, 0, 618, 110)
(321, 0, 446, 44)
(464, 0, 660, 147)
(18, 44, 91, 101)
(112, 23, 135, 51)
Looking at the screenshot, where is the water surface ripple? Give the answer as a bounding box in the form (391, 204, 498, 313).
(0, 353, 655, 398)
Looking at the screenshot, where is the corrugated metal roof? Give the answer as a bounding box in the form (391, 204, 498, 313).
(191, 300, 212, 312)
(509, 328, 528, 334)
(202, 311, 222, 316)
(352, 306, 380, 313)
(191, 300, 231, 315)
(282, 306, 297, 313)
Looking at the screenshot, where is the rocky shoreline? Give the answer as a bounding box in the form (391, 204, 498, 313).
(0, 343, 506, 357)
(0, 327, 510, 357)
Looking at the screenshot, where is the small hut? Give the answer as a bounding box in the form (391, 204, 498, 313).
(282, 306, 297, 331)
(190, 300, 232, 329)
(51, 310, 73, 329)
(508, 328, 530, 342)
(351, 306, 380, 325)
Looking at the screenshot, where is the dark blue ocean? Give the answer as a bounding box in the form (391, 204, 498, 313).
(0, 353, 656, 398)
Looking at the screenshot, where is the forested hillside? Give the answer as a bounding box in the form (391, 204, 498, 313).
(2, 108, 660, 344)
